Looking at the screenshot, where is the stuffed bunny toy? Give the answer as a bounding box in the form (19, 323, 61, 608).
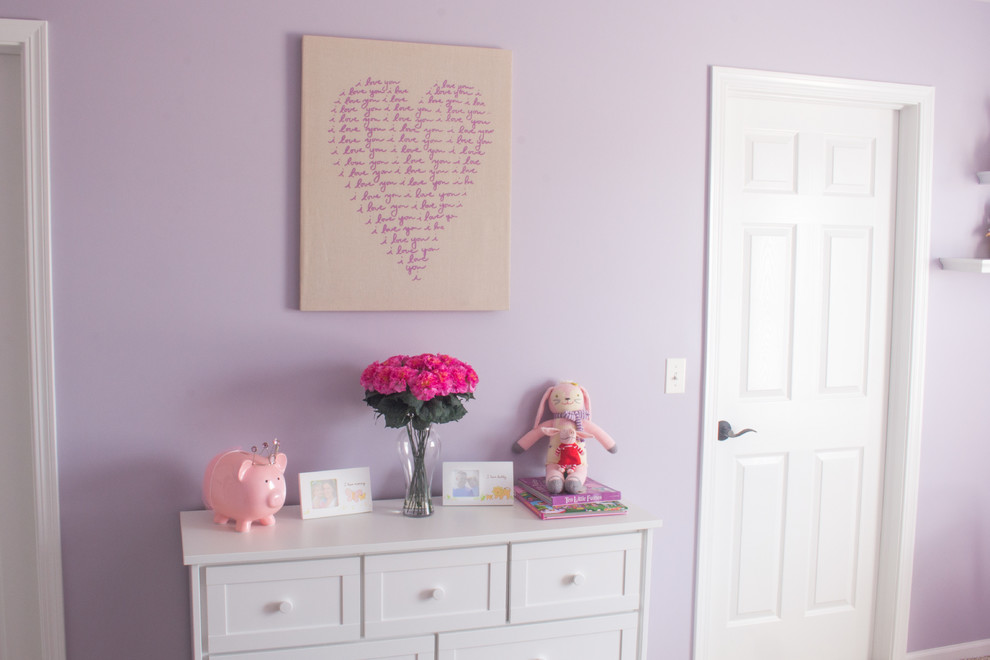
(512, 381, 617, 494)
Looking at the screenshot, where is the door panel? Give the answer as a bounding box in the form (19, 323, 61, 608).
(807, 448, 863, 612)
(731, 453, 787, 623)
(821, 228, 872, 394)
(741, 225, 795, 397)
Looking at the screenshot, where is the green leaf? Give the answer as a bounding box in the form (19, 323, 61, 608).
(372, 393, 413, 428)
(383, 409, 410, 428)
(398, 390, 425, 413)
(445, 397, 468, 423)
(363, 388, 475, 430)
(423, 398, 446, 422)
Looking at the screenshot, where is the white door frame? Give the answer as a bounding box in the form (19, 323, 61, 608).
(0, 18, 64, 660)
(695, 67, 933, 660)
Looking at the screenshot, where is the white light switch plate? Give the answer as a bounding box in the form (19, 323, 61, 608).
(665, 358, 686, 394)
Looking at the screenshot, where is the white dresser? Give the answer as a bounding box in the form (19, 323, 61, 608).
(180, 499, 661, 659)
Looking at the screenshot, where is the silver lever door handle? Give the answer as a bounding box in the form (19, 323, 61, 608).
(718, 420, 756, 441)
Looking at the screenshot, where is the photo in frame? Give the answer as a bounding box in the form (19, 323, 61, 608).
(299, 467, 373, 519)
(300, 35, 512, 311)
(442, 461, 513, 506)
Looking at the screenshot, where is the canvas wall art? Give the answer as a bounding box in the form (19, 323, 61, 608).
(300, 35, 512, 310)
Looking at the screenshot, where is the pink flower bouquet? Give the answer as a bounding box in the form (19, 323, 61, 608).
(361, 354, 478, 431)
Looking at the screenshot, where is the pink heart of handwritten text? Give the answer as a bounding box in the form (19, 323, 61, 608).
(328, 78, 493, 281)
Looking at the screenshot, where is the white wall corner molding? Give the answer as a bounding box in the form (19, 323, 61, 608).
(0, 16, 64, 660)
(906, 639, 990, 660)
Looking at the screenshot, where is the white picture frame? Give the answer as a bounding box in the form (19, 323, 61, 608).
(441, 461, 513, 506)
(299, 467, 373, 519)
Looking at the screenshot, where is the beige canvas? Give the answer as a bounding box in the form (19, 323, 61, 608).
(300, 35, 511, 310)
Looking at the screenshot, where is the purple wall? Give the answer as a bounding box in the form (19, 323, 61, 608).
(0, 0, 987, 657)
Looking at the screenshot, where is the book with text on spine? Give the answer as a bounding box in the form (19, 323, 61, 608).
(514, 486, 628, 520)
(515, 476, 621, 506)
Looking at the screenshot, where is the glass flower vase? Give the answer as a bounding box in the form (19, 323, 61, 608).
(397, 423, 440, 517)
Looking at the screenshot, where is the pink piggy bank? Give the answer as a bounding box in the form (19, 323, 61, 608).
(202, 449, 288, 532)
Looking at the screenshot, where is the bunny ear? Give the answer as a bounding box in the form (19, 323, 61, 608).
(533, 386, 554, 427)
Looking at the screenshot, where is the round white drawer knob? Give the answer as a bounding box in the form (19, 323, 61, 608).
(570, 573, 586, 586)
(278, 600, 293, 614)
(431, 587, 446, 601)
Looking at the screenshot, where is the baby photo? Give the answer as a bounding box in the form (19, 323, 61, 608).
(299, 467, 372, 519)
(442, 461, 513, 506)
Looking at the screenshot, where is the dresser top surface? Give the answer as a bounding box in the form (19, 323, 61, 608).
(181, 499, 661, 565)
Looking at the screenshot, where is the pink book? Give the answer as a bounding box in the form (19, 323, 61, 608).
(515, 476, 621, 507)
(513, 487, 628, 520)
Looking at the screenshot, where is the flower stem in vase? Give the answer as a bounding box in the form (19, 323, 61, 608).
(398, 423, 439, 517)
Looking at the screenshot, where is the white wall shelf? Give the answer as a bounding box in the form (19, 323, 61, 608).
(945, 173, 990, 270)
(938, 258, 990, 273)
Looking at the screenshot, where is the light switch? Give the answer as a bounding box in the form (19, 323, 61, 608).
(665, 358, 686, 394)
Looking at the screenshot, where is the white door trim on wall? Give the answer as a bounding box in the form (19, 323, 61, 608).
(695, 67, 933, 660)
(0, 18, 64, 660)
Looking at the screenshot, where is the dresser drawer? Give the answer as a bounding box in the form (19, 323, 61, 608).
(365, 545, 507, 637)
(205, 557, 361, 654)
(438, 612, 638, 660)
(212, 634, 435, 659)
(509, 533, 642, 623)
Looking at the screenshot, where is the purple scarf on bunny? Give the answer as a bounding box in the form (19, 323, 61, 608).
(553, 409, 590, 431)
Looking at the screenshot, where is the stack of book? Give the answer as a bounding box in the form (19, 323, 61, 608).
(513, 476, 627, 520)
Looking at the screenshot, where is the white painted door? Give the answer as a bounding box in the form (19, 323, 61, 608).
(699, 93, 897, 659)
